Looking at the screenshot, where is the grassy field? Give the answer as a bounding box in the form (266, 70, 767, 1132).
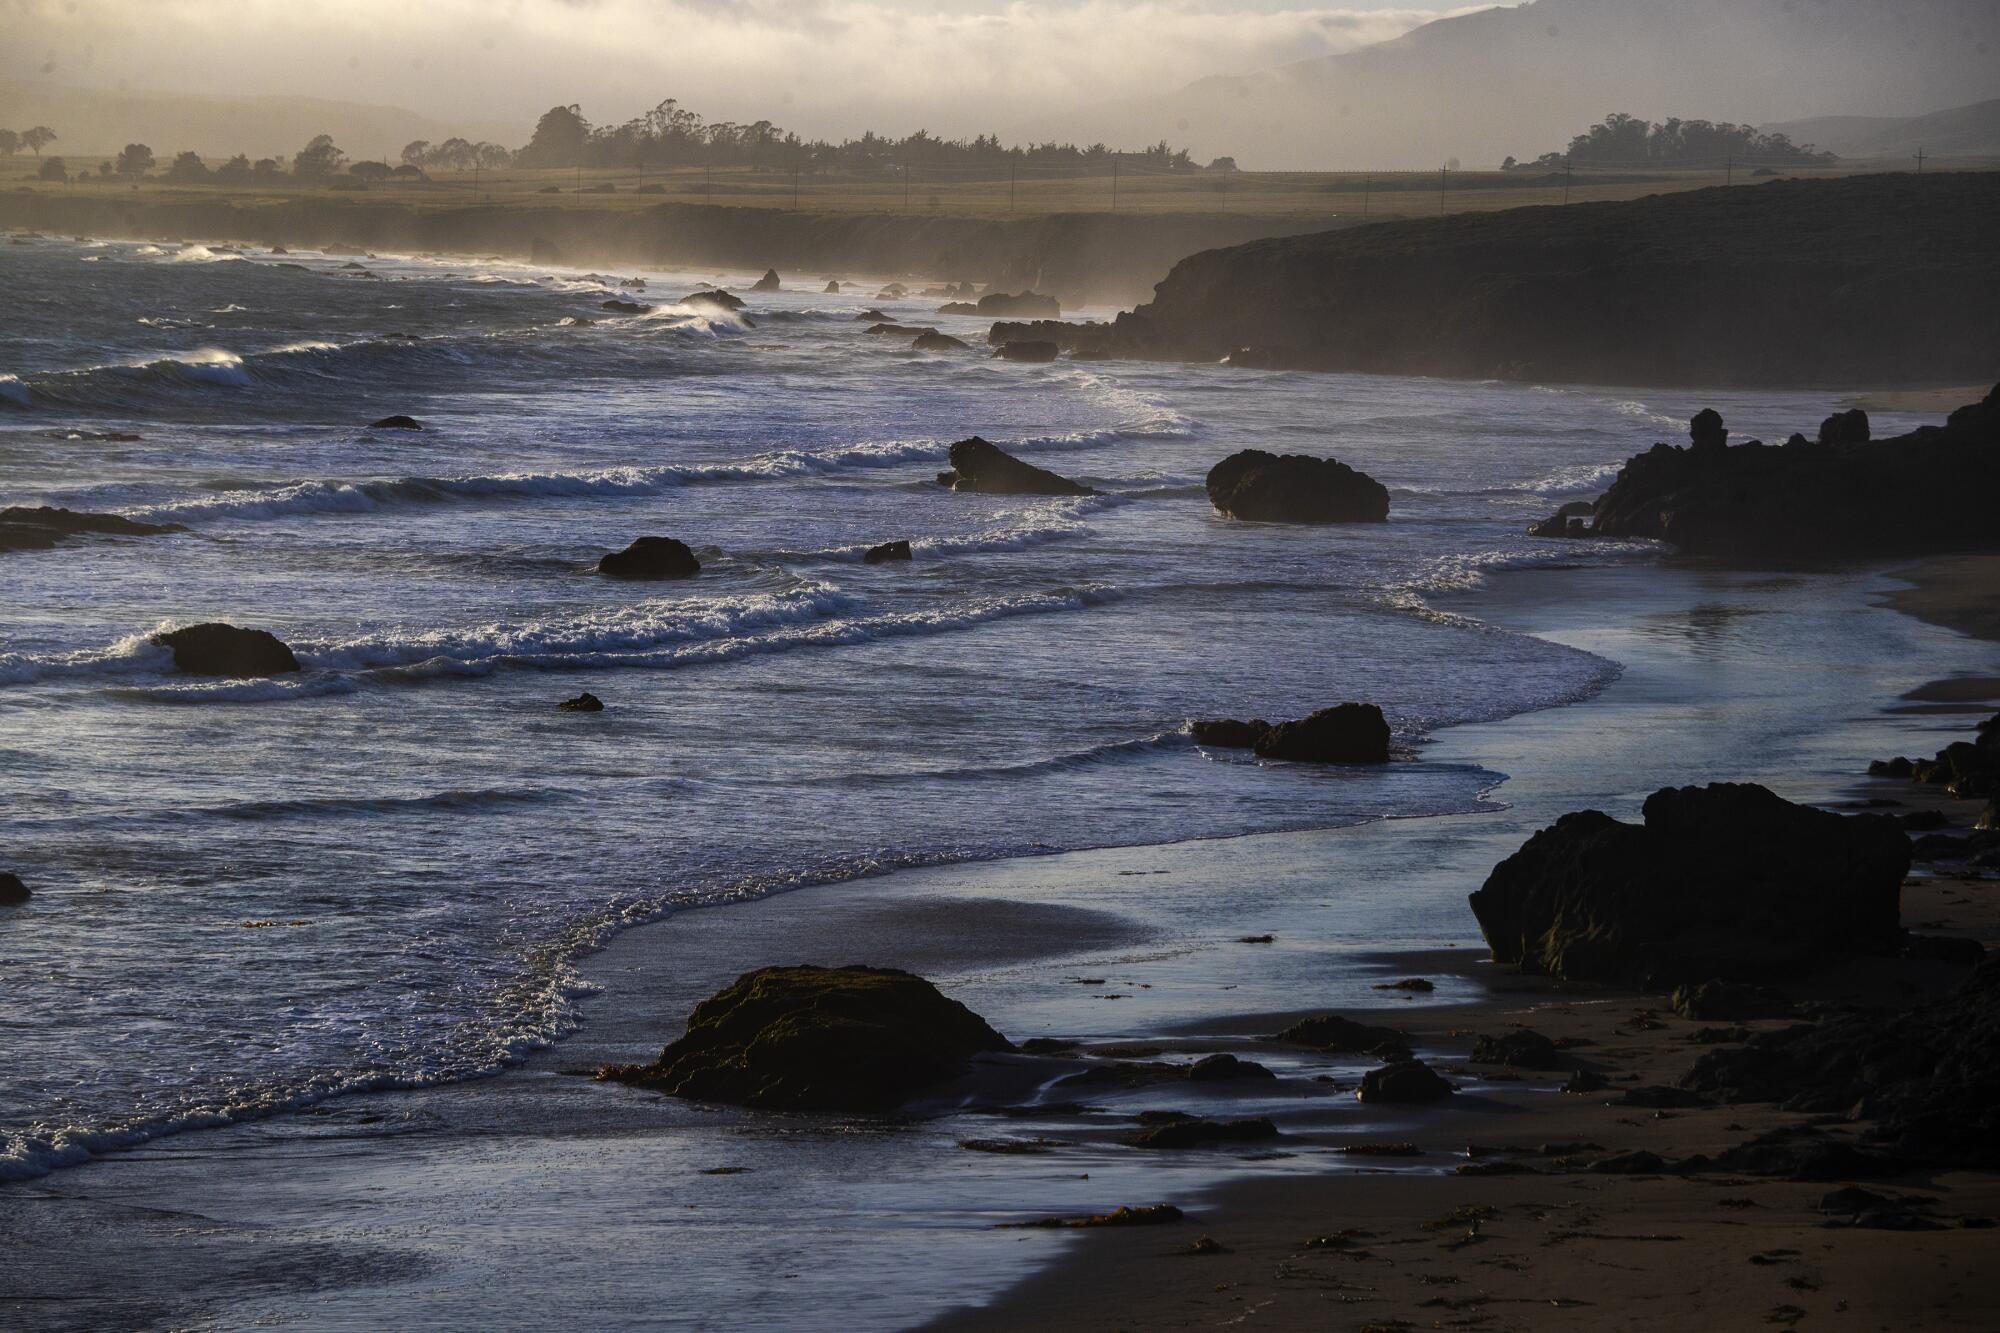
(5, 157, 1934, 223)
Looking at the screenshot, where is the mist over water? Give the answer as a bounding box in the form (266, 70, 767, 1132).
(0, 236, 1931, 1180)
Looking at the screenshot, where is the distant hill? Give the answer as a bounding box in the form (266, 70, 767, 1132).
(1041, 0, 2000, 169)
(0, 79, 523, 162)
(1763, 100, 2000, 162)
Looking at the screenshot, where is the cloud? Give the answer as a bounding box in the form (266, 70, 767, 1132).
(2, 1, 1483, 140)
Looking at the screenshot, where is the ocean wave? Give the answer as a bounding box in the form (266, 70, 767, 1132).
(109, 674, 362, 704)
(1613, 399, 1683, 431)
(0, 627, 176, 688)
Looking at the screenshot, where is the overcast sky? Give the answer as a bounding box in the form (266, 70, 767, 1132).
(2, 0, 1490, 140)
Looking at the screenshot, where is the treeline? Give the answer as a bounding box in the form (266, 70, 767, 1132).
(513, 100, 1216, 173)
(1513, 112, 1835, 169)
(29, 134, 428, 187)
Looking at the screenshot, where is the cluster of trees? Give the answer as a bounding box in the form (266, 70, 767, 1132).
(0, 125, 58, 158)
(514, 100, 1212, 174)
(35, 133, 433, 187)
(1515, 112, 1835, 169)
(400, 138, 512, 171)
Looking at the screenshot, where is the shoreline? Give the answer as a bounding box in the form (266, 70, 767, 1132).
(6, 549, 1996, 1329)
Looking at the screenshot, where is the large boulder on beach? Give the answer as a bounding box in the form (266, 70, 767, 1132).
(1253, 704, 1390, 764)
(937, 437, 1095, 497)
(976, 291, 1060, 318)
(1357, 1059, 1454, 1103)
(1, 505, 184, 553)
(596, 964, 1013, 1111)
(152, 623, 302, 677)
(1205, 450, 1389, 524)
(598, 537, 700, 580)
(751, 269, 781, 293)
(1468, 783, 1909, 988)
(0, 873, 29, 907)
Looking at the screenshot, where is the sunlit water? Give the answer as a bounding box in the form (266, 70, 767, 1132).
(0, 235, 1936, 1183)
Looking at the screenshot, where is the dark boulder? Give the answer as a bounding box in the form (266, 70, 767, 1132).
(936, 437, 1095, 497)
(1191, 718, 1271, 749)
(152, 623, 302, 677)
(863, 540, 912, 564)
(876, 284, 908, 299)
(681, 290, 746, 313)
(867, 324, 938, 339)
(1124, 1117, 1278, 1149)
(854, 308, 890, 322)
(1817, 408, 1869, 446)
(1670, 979, 1793, 1021)
(1468, 783, 1909, 988)
(1689, 408, 1728, 453)
(1527, 499, 1596, 538)
(598, 537, 701, 580)
(598, 964, 1011, 1111)
(824, 280, 841, 293)
(751, 269, 781, 293)
(1357, 1059, 1454, 1103)
(1682, 957, 2000, 1167)
(558, 692, 605, 712)
(1185, 1053, 1276, 1082)
(600, 299, 650, 314)
(368, 414, 423, 430)
(1205, 450, 1389, 524)
(1269, 1013, 1409, 1057)
(976, 291, 1061, 318)
(993, 340, 1059, 363)
(935, 302, 981, 315)
(912, 331, 971, 352)
(0, 505, 184, 554)
(1253, 704, 1391, 764)
(0, 873, 28, 907)
(1470, 1029, 1567, 1070)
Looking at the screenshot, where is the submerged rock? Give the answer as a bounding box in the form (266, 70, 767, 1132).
(368, 414, 423, 430)
(1205, 450, 1389, 524)
(863, 539, 913, 564)
(1356, 1059, 1454, 1103)
(0, 873, 28, 907)
(558, 692, 605, 712)
(152, 623, 302, 677)
(936, 437, 1095, 497)
(751, 269, 781, 293)
(1269, 1013, 1409, 1056)
(1124, 1117, 1278, 1149)
(597, 537, 700, 580)
(993, 340, 1059, 363)
(0, 505, 184, 553)
(597, 964, 1013, 1111)
(1469, 783, 1909, 988)
(1252, 704, 1391, 764)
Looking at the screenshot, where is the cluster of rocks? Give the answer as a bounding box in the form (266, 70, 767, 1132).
(1870, 710, 2000, 803)
(935, 437, 1095, 497)
(1, 505, 184, 554)
(1192, 703, 1392, 764)
(1204, 450, 1389, 524)
(1527, 386, 2000, 557)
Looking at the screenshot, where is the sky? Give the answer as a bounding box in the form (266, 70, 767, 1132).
(1, 0, 1490, 143)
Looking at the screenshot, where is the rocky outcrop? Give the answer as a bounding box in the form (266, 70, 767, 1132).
(1356, 1059, 1454, 1103)
(1185, 1053, 1275, 1082)
(863, 539, 913, 564)
(1818, 407, 1870, 446)
(681, 289, 746, 313)
(1253, 704, 1391, 764)
(597, 964, 1013, 1111)
(936, 302, 980, 315)
(1205, 450, 1389, 524)
(1468, 783, 1909, 988)
(936, 437, 1095, 497)
(598, 537, 701, 580)
(600, 299, 650, 314)
(558, 692, 605, 712)
(1682, 958, 2000, 1168)
(0, 505, 185, 554)
(1470, 1029, 1567, 1070)
(912, 331, 971, 352)
(1268, 1013, 1409, 1057)
(152, 623, 302, 676)
(823, 280, 841, 293)
(0, 872, 29, 907)
(867, 323, 938, 339)
(993, 341, 1059, 363)
(977, 291, 1061, 318)
(1191, 718, 1271, 749)
(1558, 389, 2000, 558)
(751, 269, 781, 292)
(367, 414, 423, 430)
(1869, 710, 2000, 801)
(1125, 1117, 1279, 1149)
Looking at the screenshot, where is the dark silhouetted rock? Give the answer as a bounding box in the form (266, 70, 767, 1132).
(597, 964, 1012, 1111)
(993, 340, 1059, 363)
(598, 537, 700, 580)
(1357, 1059, 1454, 1103)
(368, 415, 422, 430)
(1253, 704, 1391, 764)
(1270, 1013, 1409, 1056)
(1904, 934, 1985, 967)
(854, 308, 890, 322)
(1671, 979, 1793, 1022)
(863, 540, 912, 564)
(824, 280, 841, 293)
(751, 269, 781, 293)
(1185, 1053, 1276, 1082)
(936, 302, 980, 315)
(152, 623, 301, 677)
(558, 692, 605, 712)
(1470, 1029, 1567, 1070)
(1527, 499, 1597, 539)
(867, 324, 938, 339)
(600, 299, 650, 314)
(1205, 450, 1389, 524)
(1468, 783, 1909, 988)
(0, 505, 184, 553)
(0, 873, 28, 907)
(1817, 408, 1869, 446)
(1689, 408, 1727, 453)
(1192, 718, 1271, 749)
(682, 289, 746, 313)
(913, 331, 971, 352)
(936, 437, 1094, 496)
(1125, 1117, 1278, 1149)
(977, 291, 1060, 318)
(1588, 1150, 1670, 1174)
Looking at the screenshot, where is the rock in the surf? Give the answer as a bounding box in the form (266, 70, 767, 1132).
(977, 291, 1061, 318)
(1817, 407, 1870, 446)
(1269, 1013, 1410, 1057)
(824, 280, 842, 294)
(936, 437, 1095, 497)
(751, 269, 781, 293)
(597, 964, 1014, 1111)
(152, 623, 302, 676)
(0, 506, 184, 554)
(993, 340, 1059, 363)
(1253, 704, 1391, 764)
(368, 414, 423, 430)
(597, 537, 701, 580)
(912, 331, 971, 352)
(682, 289, 746, 313)
(1185, 1053, 1276, 1082)
(0, 872, 29, 907)
(1205, 450, 1389, 523)
(1468, 783, 1909, 988)
(1357, 1059, 1455, 1103)
(558, 692, 605, 712)
(864, 540, 913, 564)
(1191, 718, 1272, 749)
(600, 299, 650, 314)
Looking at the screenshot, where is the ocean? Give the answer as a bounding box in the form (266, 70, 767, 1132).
(0, 234, 1933, 1187)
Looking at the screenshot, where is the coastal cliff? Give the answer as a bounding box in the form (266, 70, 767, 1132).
(1025, 173, 2000, 387)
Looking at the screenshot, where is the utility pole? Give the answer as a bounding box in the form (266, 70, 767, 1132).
(1725, 152, 1733, 187)
(903, 163, 911, 211)
(793, 158, 801, 209)
(1439, 165, 1448, 215)
(1111, 153, 1120, 211)
(1362, 173, 1370, 218)
(1914, 147, 1928, 173)
(1562, 154, 1571, 205)
(575, 163, 582, 197)
(1009, 161, 1016, 214)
